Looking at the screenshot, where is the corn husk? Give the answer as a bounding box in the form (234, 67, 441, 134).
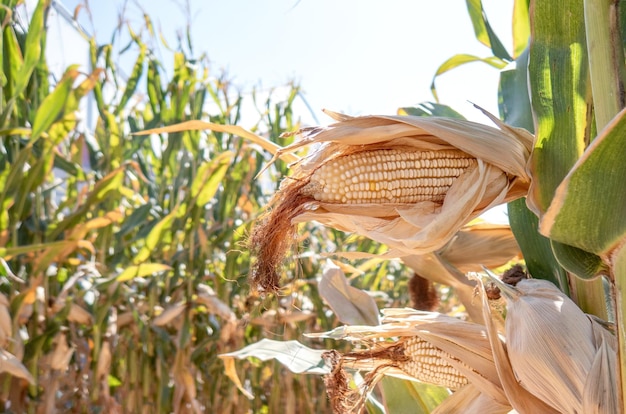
(477, 274, 618, 413)
(403, 222, 520, 322)
(250, 109, 533, 292)
(307, 309, 513, 412)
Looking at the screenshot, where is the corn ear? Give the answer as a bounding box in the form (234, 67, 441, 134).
(308, 310, 512, 410)
(250, 109, 534, 292)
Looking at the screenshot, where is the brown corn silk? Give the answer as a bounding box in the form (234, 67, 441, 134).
(250, 109, 533, 292)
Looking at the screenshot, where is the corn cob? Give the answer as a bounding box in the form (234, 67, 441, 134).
(399, 336, 469, 390)
(302, 148, 476, 204)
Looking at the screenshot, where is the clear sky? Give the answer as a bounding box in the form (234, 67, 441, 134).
(59, 0, 514, 126)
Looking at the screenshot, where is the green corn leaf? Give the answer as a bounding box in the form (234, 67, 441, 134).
(379, 377, 449, 414)
(498, 47, 533, 131)
(465, 0, 513, 61)
(550, 241, 606, 280)
(583, 0, 626, 130)
(48, 167, 125, 240)
(508, 199, 569, 292)
(190, 151, 234, 207)
(133, 210, 176, 264)
(430, 54, 507, 102)
(117, 263, 171, 282)
(542, 108, 626, 255)
(526, 0, 608, 293)
(499, 44, 568, 290)
(512, 0, 530, 59)
(116, 43, 146, 115)
(31, 66, 79, 143)
(398, 102, 465, 119)
(13, 0, 48, 98)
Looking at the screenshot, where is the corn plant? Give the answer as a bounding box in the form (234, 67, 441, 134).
(220, 0, 626, 412)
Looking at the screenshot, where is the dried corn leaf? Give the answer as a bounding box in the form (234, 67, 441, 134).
(0, 294, 12, 346)
(48, 333, 74, 371)
(431, 384, 512, 414)
(0, 349, 35, 385)
(68, 303, 93, 325)
(318, 262, 380, 326)
(152, 301, 186, 327)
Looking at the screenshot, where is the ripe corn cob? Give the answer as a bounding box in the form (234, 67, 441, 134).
(399, 336, 469, 390)
(302, 148, 477, 204)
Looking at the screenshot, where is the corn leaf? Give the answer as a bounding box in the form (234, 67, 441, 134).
(135, 120, 298, 164)
(379, 376, 449, 414)
(116, 43, 146, 115)
(498, 48, 532, 132)
(191, 151, 233, 207)
(219, 339, 330, 375)
(512, 0, 530, 59)
(465, 0, 513, 61)
(13, 0, 48, 98)
(430, 54, 507, 102)
(318, 263, 380, 326)
(508, 199, 568, 290)
(583, 0, 626, 130)
(31, 66, 79, 143)
(117, 263, 172, 282)
(133, 211, 176, 264)
(541, 108, 626, 254)
(397, 103, 465, 119)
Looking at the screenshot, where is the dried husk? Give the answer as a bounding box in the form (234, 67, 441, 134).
(472, 275, 559, 414)
(431, 383, 513, 414)
(307, 309, 513, 412)
(250, 110, 533, 292)
(403, 223, 520, 323)
(480, 276, 617, 413)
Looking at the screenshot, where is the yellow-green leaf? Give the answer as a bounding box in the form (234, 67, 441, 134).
(117, 263, 171, 282)
(191, 151, 234, 207)
(133, 211, 176, 264)
(541, 107, 626, 255)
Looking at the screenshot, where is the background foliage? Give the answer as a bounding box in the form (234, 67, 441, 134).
(0, 1, 418, 412)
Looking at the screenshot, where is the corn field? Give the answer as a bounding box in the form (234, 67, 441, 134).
(2, 0, 626, 413)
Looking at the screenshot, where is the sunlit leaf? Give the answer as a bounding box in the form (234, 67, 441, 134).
(542, 108, 626, 255)
(465, 0, 513, 61)
(135, 120, 299, 164)
(117, 263, 171, 282)
(13, 0, 48, 98)
(116, 43, 146, 114)
(512, 0, 530, 58)
(132, 210, 176, 264)
(31, 66, 79, 143)
(380, 376, 449, 414)
(430, 54, 507, 101)
(191, 151, 234, 207)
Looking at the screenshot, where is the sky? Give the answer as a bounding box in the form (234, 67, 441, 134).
(57, 0, 515, 126)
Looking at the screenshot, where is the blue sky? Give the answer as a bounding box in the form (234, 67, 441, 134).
(60, 0, 514, 125)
